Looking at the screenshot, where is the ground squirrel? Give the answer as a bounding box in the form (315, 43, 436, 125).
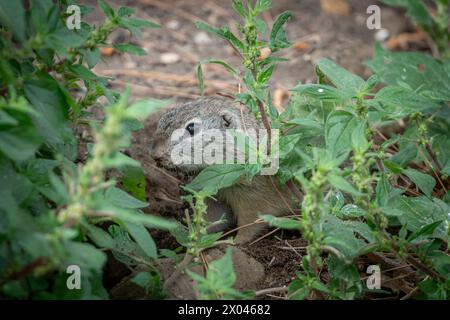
(152, 97, 298, 243)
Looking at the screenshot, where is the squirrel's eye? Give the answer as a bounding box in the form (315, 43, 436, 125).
(185, 122, 196, 136)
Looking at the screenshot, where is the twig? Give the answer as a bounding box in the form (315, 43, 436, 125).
(220, 218, 265, 239)
(269, 176, 297, 215)
(257, 99, 272, 155)
(286, 179, 304, 202)
(255, 286, 288, 297)
(163, 253, 193, 291)
(249, 227, 280, 246)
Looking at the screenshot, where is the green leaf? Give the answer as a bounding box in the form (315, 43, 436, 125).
(380, 0, 433, 29)
(255, 0, 272, 13)
(84, 48, 101, 69)
(232, 0, 247, 18)
(322, 215, 370, 260)
(187, 248, 249, 299)
(368, 86, 440, 118)
(328, 174, 362, 196)
(201, 59, 239, 77)
(291, 84, 346, 103)
(98, 0, 115, 19)
(269, 11, 292, 51)
(23, 75, 73, 151)
(118, 18, 160, 38)
(288, 278, 311, 300)
(114, 43, 146, 56)
(325, 111, 358, 155)
(366, 45, 450, 101)
(68, 64, 98, 81)
(257, 65, 274, 84)
(403, 169, 436, 197)
(121, 166, 147, 201)
(105, 187, 148, 209)
(317, 59, 366, 97)
(407, 220, 443, 242)
(186, 164, 247, 195)
(383, 196, 449, 240)
(196, 21, 244, 52)
(123, 220, 157, 259)
(81, 221, 115, 249)
(121, 18, 160, 29)
(131, 271, 152, 288)
(118, 6, 135, 17)
(351, 120, 369, 152)
(376, 173, 402, 207)
(126, 99, 168, 120)
(340, 204, 367, 218)
(197, 63, 204, 96)
(113, 209, 179, 231)
(259, 215, 302, 230)
(0, 126, 41, 162)
(0, 0, 26, 43)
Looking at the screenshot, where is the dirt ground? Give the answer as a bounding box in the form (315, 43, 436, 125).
(83, 0, 417, 298)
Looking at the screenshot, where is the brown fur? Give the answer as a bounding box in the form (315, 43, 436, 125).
(153, 97, 298, 243)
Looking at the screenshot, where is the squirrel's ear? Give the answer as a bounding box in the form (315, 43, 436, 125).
(221, 110, 241, 129)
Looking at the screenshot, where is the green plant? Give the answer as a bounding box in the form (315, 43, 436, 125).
(191, 0, 450, 300)
(382, 0, 450, 59)
(0, 0, 176, 299)
(187, 248, 251, 299)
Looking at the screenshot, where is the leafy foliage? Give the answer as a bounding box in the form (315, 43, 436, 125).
(192, 0, 450, 300)
(0, 0, 174, 299)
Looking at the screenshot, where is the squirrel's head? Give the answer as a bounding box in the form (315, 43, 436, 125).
(152, 97, 255, 175)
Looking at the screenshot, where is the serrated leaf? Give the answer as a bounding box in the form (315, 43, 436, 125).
(317, 59, 366, 97)
(291, 84, 346, 103)
(403, 168, 436, 197)
(259, 214, 301, 230)
(269, 11, 292, 51)
(407, 220, 443, 242)
(328, 174, 362, 196)
(366, 45, 450, 101)
(196, 21, 244, 52)
(123, 220, 157, 259)
(186, 164, 247, 195)
(114, 43, 146, 56)
(98, 0, 115, 19)
(81, 221, 115, 249)
(325, 110, 358, 155)
(0, 0, 26, 43)
(105, 187, 148, 209)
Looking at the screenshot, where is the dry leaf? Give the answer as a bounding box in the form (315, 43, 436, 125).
(100, 47, 116, 56)
(273, 88, 290, 112)
(387, 31, 427, 50)
(257, 47, 272, 61)
(294, 41, 310, 52)
(320, 0, 351, 16)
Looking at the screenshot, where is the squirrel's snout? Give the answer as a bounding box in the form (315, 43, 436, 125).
(151, 139, 165, 163)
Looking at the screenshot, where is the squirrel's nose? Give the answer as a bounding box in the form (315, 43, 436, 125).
(150, 140, 164, 162)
